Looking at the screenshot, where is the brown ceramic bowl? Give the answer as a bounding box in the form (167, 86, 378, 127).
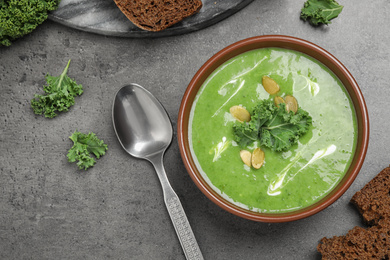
(178, 35, 369, 222)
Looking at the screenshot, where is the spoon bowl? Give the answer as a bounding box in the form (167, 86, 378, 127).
(112, 84, 203, 260)
(112, 84, 172, 159)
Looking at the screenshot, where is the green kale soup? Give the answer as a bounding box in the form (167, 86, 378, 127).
(189, 48, 357, 213)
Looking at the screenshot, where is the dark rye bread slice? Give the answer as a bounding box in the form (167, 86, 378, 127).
(113, 0, 203, 32)
(351, 166, 390, 225)
(317, 166, 390, 259)
(317, 219, 390, 259)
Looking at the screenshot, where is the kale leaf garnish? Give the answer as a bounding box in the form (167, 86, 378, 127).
(233, 99, 312, 152)
(0, 0, 61, 46)
(301, 0, 343, 26)
(67, 131, 108, 170)
(31, 59, 83, 118)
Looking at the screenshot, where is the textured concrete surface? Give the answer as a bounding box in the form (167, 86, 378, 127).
(1, 1, 389, 259)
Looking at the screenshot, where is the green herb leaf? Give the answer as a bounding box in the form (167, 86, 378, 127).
(0, 0, 61, 46)
(67, 131, 108, 170)
(31, 59, 83, 118)
(300, 0, 343, 25)
(233, 99, 312, 152)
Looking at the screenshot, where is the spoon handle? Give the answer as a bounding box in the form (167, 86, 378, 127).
(150, 155, 204, 260)
(165, 195, 203, 260)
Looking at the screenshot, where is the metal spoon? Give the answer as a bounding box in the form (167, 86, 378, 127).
(112, 84, 203, 260)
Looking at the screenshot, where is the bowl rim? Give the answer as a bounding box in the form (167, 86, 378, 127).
(177, 35, 369, 223)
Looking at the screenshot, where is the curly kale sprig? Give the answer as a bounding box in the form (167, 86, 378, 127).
(31, 59, 83, 118)
(301, 0, 343, 26)
(67, 131, 108, 170)
(0, 0, 61, 46)
(233, 99, 312, 152)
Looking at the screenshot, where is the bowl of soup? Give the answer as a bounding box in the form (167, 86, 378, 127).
(178, 35, 369, 222)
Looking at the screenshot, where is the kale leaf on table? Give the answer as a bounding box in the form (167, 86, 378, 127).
(0, 0, 61, 46)
(233, 99, 312, 152)
(31, 59, 83, 118)
(67, 131, 108, 170)
(301, 0, 343, 26)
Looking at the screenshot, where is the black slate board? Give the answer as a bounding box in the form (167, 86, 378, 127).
(48, 0, 254, 37)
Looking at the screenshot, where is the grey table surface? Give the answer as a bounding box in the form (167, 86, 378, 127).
(1, 1, 389, 259)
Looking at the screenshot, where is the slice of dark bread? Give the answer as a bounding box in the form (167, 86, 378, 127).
(113, 0, 203, 32)
(317, 219, 390, 259)
(351, 166, 390, 225)
(317, 166, 390, 259)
